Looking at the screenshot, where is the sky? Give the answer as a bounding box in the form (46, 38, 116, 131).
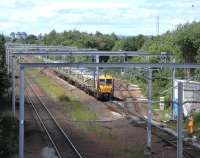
(0, 0, 200, 36)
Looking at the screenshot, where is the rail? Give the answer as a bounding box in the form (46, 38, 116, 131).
(25, 78, 83, 158)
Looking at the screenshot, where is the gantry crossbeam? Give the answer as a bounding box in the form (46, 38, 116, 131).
(20, 62, 200, 69)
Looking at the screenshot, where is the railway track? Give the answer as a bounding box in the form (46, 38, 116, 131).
(25, 79, 83, 158)
(151, 126, 197, 158)
(34, 68, 200, 157)
(108, 101, 199, 158)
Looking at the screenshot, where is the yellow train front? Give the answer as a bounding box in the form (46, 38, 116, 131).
(96, 74, 114, 100)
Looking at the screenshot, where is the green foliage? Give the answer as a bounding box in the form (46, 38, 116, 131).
(0, 35, 16, 157)
(13, 22, 200, 101)
(37, 30, 148, 63)
(175, 22, 200, 63)
(193, 112, 200, 129)
(27, 68, 97, 122)
(0, 35, 9, 97)
(25, 34, 38, 44)
(139, 21, 200, 102)
(39, 30, 147, 52)
(0, 113, 18, 158)
(112, 40, 124, 51)
(123, 34, 148, 51)
(0, 68, 9, 97)
(0, 35, 6, 67)
(112, 148, 144, 158)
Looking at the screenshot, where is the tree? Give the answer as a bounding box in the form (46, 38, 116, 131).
(0, 35, 6, 67)
(0, 114, 18, 158)
(122, 35, 148, 51)
(26, 34, 38, 44)
(175, 22, 200, 63)
(0, 35, 9, 97)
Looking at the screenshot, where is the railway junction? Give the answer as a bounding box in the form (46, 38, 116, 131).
(5, 43, 200, 158)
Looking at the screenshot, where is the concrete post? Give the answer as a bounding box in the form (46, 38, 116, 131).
(12, 56, 16, 117)
(19, 66, 25, 158)
(177, 82, 183, 158)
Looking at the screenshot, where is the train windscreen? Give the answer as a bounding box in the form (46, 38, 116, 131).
(99, 79, 106, 84)
(106, 79, 112, 84)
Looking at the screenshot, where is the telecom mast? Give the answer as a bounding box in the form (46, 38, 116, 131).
(156, 16, 160, 35)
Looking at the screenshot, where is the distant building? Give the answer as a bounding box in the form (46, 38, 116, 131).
(10, 32, 28, 40)
(16, 32, 27, 39)
(10, 32, 15, 40)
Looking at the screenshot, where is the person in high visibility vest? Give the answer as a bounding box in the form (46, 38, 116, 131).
(187, 115, 194, 134)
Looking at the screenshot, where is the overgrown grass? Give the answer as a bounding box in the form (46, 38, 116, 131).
(70, 101, 96, 121)
(27, 69, 120, 141)
(112, 148, 144, 158)
(79, 123, 116, 139)
(27, 68, 96, 122)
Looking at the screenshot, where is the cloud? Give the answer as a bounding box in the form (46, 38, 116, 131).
(0, 0, 200, 35)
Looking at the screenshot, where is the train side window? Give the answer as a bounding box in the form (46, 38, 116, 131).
(106, 79, 112, 84)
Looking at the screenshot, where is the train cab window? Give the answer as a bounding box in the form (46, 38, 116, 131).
(99, 79, 106, 84)
(106, 79, 112, 84)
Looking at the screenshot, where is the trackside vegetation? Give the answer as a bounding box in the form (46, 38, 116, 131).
(27, 68, 118, 140)
(8, 21, 200, 136)
(0, 35, 18, 158)
(16, 21, 200, 120)
(27, 68, 97, 122)
(0, 35, 9, 98)
(22, 22, 200, 102)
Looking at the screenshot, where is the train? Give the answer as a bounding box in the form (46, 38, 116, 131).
(54, 68, 114, 100)
(96, 74, 114, 100)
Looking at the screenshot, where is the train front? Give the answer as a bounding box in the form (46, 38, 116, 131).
(97, 75, 114, 100)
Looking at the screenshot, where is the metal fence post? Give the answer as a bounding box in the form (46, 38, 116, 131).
(172, 58, 176, 119)
(7, 50, 10, 75)
(177, 82, 183, 158)
(10, 49, 14, 76)
(96, 55, 99, 81)
(5, 47, 8, 66)
(19, 65, 25, 158)
(92, 56, 96, 89)
(147, 68, 152, 150)
(12, 56, 16, 117)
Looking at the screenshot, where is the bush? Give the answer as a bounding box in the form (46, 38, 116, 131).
(193, 112, 200, 129)
(0, 113, 18, 158)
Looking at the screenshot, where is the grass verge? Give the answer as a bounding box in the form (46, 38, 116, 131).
(112, 148, 144, 158)
(27, 68, 97, 122)
(27, 68, 116, 140)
